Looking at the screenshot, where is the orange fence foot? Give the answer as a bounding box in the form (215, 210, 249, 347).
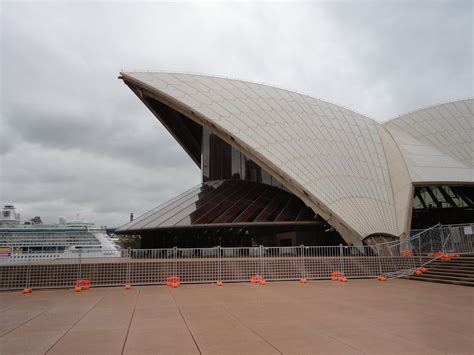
(171, 282, 180, 288)
(402, 250, 413, 257)
(216, 281, 223, 286)
(75, 279, 91, 291)
(167, 276, 181, 287)
(377, 276, 387, 281)
(414, 270, 423, 276)
(21, 288, 32, 294)
(331, 272, 348, 282)
(251, 275, 262, 284)
(82, 280, 90, 290)
(420, 267, 428, 273)
(124, 284, 132, 290)
(259, 279, 266, 285)
(299, 278, 308, 284)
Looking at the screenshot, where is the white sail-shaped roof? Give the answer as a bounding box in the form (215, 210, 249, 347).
(120, 72, 473, 244)
(383, 99, 473, 183)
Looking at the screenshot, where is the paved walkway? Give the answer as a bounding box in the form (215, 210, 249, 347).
(0, 280, 472, 354)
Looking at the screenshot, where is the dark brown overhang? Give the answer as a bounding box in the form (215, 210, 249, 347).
(116, 180, 319, 233)
(125, 80, 203, 167)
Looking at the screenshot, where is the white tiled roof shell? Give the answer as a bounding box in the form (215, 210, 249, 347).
(383, 99, 474, 183)
(122, 72, 404, 241)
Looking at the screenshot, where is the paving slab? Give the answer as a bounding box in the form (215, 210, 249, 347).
(123, 325, 200, 355)
(0, 279, 472, 355)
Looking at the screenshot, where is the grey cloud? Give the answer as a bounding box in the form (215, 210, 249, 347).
(1, 1, 471, 226)
(0, 140, 199, 225)
(4, 106, 194, 170)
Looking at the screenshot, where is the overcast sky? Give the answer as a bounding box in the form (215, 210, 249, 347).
(1, 1, 472, 227)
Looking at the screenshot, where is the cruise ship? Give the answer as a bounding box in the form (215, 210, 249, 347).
(0, 205, 121, 263)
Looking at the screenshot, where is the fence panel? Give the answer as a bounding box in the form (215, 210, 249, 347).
(0, 224, 472, 290)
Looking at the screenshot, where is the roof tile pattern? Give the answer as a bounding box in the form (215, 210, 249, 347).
(383, 99, 473, 183)
(121, 72, 473, 241)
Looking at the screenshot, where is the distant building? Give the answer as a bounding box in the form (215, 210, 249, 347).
(116, 72, 473, 248)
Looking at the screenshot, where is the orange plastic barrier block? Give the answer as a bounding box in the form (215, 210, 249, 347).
(82, 280, 90, 290)
(124, 284, 132, 290)
(250, 275, 262, 283)
(339, 277, 348, 282)
(259, 279, 266, 285)
(377, 276, 387, 281)
(299, 278, 308, 284)
(21, 288, 32, 294)
(216, 281, 223, 286)
(74, 279, 91, 290)
(402, 250, 413, 257)
(167, 276, 181, 286)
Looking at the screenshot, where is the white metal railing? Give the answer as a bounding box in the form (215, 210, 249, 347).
(0, 223, 472, 290)
(0, 244, 415, 290)
(376, 223, 474, 258)
(373, 223, 474, 277)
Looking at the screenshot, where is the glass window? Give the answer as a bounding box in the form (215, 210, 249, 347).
(202, 128, 284, 188)
(231, 147, 242, 179)
(413, 195, 423, 209)
(419, 188, 435, 208)
(270, 176, 283, 190)
(429, 187, 448, 207)
(202, 128, 210, 182)
(246, 159, 262, 182)
(261, 169, 272, 186)
(414, 185, 472, 209)
(209, 134, 231, 180)
(444, 186, 468, 207)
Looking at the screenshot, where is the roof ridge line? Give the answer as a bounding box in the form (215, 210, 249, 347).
(120, 70, 381, 123)
(382, 97, 473, 124)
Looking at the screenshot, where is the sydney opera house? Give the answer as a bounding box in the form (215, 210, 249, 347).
(116, 72, 473, 248)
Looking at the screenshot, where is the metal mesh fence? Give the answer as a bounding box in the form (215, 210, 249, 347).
(0, 224, 472, 290)
(0, 245, 415, 290)
(378, 224, 473, 258)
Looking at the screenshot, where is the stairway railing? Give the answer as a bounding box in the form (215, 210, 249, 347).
(375, 223, 474, 278)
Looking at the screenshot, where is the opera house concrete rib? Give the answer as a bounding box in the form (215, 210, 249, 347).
(116, 72, 473, 247)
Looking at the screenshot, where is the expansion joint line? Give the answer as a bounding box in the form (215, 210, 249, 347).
(0, 307, 49, 338)
(45, 296, 104, 354)
(220, 305, 283, 355)
(121, 286, 142, 355)
(168, 288, 202, 355)
(312, 326, 367, 355)
(0, 304, 20, 315)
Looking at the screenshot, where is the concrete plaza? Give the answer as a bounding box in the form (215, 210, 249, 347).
(0, 279, 472, 354)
